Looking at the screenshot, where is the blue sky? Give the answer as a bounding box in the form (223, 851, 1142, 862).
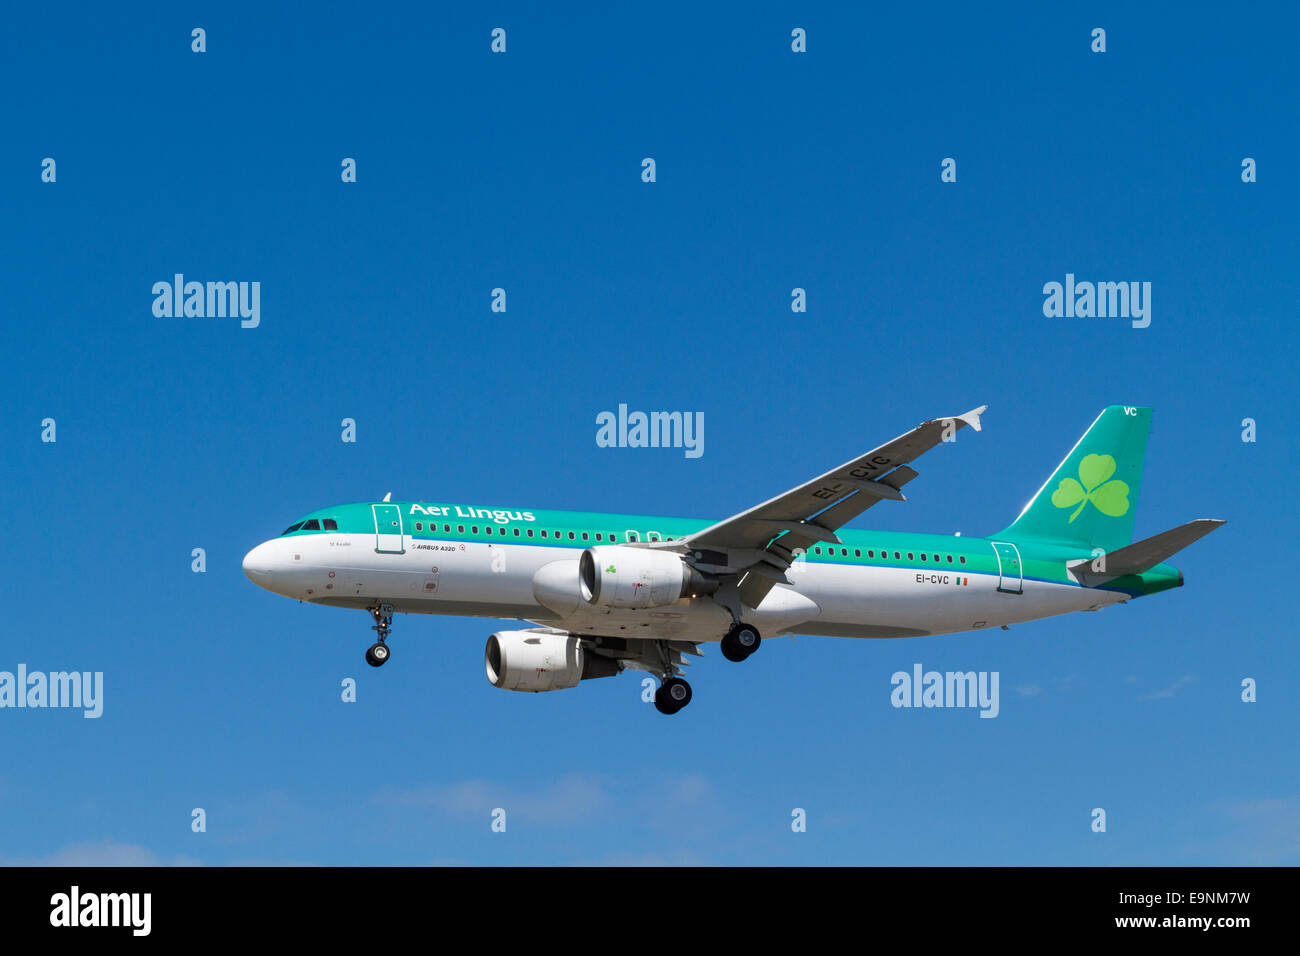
(1, 2, 1296, 865)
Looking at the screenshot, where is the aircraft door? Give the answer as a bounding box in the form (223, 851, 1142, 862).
(373, 504, 404, 554)
(991, 541, 1023, 594)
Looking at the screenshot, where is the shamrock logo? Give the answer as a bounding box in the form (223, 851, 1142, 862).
(606, 565, 617, 574)
(1050, 453, 1130, 523)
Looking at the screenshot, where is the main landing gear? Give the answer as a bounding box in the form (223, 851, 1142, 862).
(720, 622, 761, 662)
(365, 604, 394, 667)
(654, 677, 693, 715)
(651, 640, 693, 715)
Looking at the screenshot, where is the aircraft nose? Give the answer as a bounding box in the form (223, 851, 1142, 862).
(242, 540, 276, 582)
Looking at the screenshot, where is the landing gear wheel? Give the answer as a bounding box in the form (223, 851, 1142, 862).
(365, 604, 395, 667)
(720, 635, 747, 662)
(720, 623, 762, 661)
(654, 677, 692, 714)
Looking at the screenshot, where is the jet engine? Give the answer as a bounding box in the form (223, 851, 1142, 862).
(578, 545, 716, 609)
(484, 630, 619, 692)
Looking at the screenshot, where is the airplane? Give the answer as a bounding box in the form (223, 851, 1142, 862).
(242, 405, 1223, 715)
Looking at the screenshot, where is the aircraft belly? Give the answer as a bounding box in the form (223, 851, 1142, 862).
(548, 600, 733, 642)
(786, 563, 1118, 638)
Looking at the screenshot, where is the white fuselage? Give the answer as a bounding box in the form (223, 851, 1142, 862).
(242, 532, 1123, 642)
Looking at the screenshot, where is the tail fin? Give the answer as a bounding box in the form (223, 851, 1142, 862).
(998, 406, 1151, 552)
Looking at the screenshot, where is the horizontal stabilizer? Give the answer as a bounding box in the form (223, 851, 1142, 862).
(1069, 519, 1225, 580)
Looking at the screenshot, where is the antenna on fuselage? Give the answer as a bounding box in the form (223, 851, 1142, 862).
(382, 492, 392, 502)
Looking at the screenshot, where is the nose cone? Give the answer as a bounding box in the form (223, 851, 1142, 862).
(243, 540, 279, 587)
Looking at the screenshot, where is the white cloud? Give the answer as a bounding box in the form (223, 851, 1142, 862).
(0, 840, 201, 867)
(1213, 796, 1300, 864)
(374, 772, 611, 824)
(373, 770, 722, 845)
(1143, 674, 1198, 700)
(568, 848, 710, 866)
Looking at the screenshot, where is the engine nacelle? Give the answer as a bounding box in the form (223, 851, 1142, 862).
(484, 630, 618, 693)
(578, 545, 716, 609)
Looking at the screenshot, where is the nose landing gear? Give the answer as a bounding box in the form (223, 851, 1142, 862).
(366, 604, 394, 667)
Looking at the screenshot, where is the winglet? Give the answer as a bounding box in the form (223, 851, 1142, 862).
(956, 405, 988, 432)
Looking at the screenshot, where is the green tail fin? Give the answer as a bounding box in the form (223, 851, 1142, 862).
(998, 406, 1151, 553)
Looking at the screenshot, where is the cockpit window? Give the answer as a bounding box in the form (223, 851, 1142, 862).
(301, 519, 321, 531)
(282, 522, 304, 535)
(323, 518, 338, 531)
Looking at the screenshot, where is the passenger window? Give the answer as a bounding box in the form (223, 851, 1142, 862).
(841, 548, 848, 556)
(443, 524, 450, 532)
(933, 554, 940, 562)
(582, 532, 589, 540)
(946, 555, 953, 563)
(527, 529, 534, 537)
(868, 550, 874, 558)
(854, 549, 861, 557)
(907, 552, 914, 560)
(472, 526, 478, 534)
(596, 534, 602, 541)
(921, 553, 927, 561)
(513, 528, 520, 536)
(568, 532, 575, 540)
(541, 530, 548, 538)
(323, 518, 338, 531)
(457, 525, 464, 533)
(415, 522, 423, 531)
(960, 556, 966, 564)
(894, 551, 900, 559)
(814, 547, 822, 554)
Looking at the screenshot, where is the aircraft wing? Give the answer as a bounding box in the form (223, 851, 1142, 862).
(650, 406, 987, 607)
